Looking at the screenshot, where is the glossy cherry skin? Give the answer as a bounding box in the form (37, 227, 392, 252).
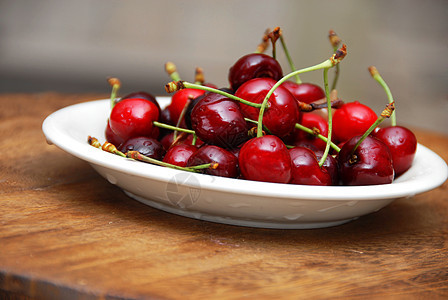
(105, 120, 125, 147)
(108, 98, 160, 144)
(160, 132, 202, 151)
(228, 53, 283, 91)
(338, 136, 394, 185)
(162, 144, 198, 167)
(235, 78, 300, 138)
(372, 126, 417, 176)
(292, 113, 329, 150)
(289, 147, 333, 186)
(191, 93, 249, 148)
(169, 88, 205, 124)
(315, 151, 339, 185)
(238, 135, 292, 183)
(121, 91, 161, 114)
(332, 101, 377, 143)
(187, 145, 239, 178)
(119, 136, 165, 160)
(281, 81, 326, 104)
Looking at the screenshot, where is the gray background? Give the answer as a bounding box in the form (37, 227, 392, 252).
(0, 0, 447, 134)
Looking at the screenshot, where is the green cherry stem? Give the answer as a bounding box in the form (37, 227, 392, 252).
(107, 77, 121, 109)
(165, 62, 181, 82)
(165, 81, 262, 108)
(153, 121, 196, 136)
(279, 32, 302, 84)
(256, 44, 347, 138)
(369, 66, 397, 126)
(294, 123, 340, 153)
(318, 68, 333, 167)
(349, 102, 395, 160)
(127, 151, 216, 173)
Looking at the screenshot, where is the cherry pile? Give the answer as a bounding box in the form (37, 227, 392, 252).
(89, 28, 417, 186)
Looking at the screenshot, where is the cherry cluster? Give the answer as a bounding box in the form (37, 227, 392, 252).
(91, 28, 417, 186)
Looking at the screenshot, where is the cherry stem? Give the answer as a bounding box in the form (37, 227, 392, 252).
(278, 32, 302, 84)
(107, 77, 121, 109)
(255, 28, 270, 53)
(294, 123, 340, 153)
(165, 62, 181, 82)
(318, 68, 333, 167)
(369, 66, 397, 126)
(165, 81, 262, 108)
(153, 121, 196, 136)
(256, 44, 347, 138)
(126, 151, 216, 173)
(349, 102, 395, 158)
(329, 30, 342, 90)
(244, 118, 273, 135)
(173, 98, 192, 140)
(268, 27, 280, 59)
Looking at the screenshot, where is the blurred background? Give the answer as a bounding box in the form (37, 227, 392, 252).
(0, 0, 447, 134)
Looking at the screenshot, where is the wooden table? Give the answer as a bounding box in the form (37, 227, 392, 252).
(1, 93, 447, 299)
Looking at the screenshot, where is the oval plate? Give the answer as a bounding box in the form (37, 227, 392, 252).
(42, 98, 448, 229)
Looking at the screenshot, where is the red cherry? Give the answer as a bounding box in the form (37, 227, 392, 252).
(163, 144, 198, 167)
(108, 98, 159, 143)
(292, 113, 329, 150)
(160, 132, 202, 151)
(289, 147, 332, 186)
(187, 145, 239, 178)
(191, 92, 249, 148)
(238, 135, 292, 183)
(338, 135, 394, 185)
(121, 91, 161, 114)
(228, 53, 283, 91)
(281, 81, 325, 104)
(372, 126, 417, 176)
(105, 120, 125, 147)
(169, 88, 205, 124)
(235, 78, 300, 138)
(332, 101, 377, 142)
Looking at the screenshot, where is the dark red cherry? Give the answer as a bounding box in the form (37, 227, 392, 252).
(289, 147, 332, 186)
(121, 91, 161, 113)
(235, 78, 300, 138)
(187, 145, 239, 178)
(281, 81, 325, 104)
(238, 135, 292, 183)
(293, 113, 329, 150)
(338, 135, 394, 185)
(163, 144, 198, 167)
(105, 120, 125, 147)
(119, 136, 165, 160)
(332, 101, 377, 143)
(160, 132, 202, 151)
(228, 53, 283, 91)
(108, 98, 160, 143)
(315, 151, 339, 185)
(169, 88, 205, 124)
(191, 93, 249, 148)
(372, 126, 417, 176)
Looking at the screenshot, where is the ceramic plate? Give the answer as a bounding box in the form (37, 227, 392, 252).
(42, 98, 448, 229)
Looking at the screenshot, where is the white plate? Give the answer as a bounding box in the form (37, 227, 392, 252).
(42, 98, 448, 229)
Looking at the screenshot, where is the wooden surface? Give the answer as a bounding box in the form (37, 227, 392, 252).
(1, 93, 448, 299)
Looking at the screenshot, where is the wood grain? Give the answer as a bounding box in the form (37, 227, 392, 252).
(1, 93, 447, 299)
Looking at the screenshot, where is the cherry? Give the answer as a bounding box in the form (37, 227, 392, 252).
(315, 151, 339, 185)
(228, 53, 283, 91)
(292, 113, 329, 150)
(108, 98, 160, 144)
(281, 81, 326, 104)
(289, 147, 333, 186)
(187, 145, 239, 178)
(372, 126, 417, 176)
(338, 135, 394, 185)
(121, 91, 161, 114)
(190, 92, 249, 148)
(238, 135, 292, 183)
(160, 132, 201, 151)
(163, 144, 198, 167)
(168, 88, 205, 124)
(105, 120, 125, 147)
(332, 101, 377, 142)
(234, 78, 300, 138)
(119, 136, 165, 160)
